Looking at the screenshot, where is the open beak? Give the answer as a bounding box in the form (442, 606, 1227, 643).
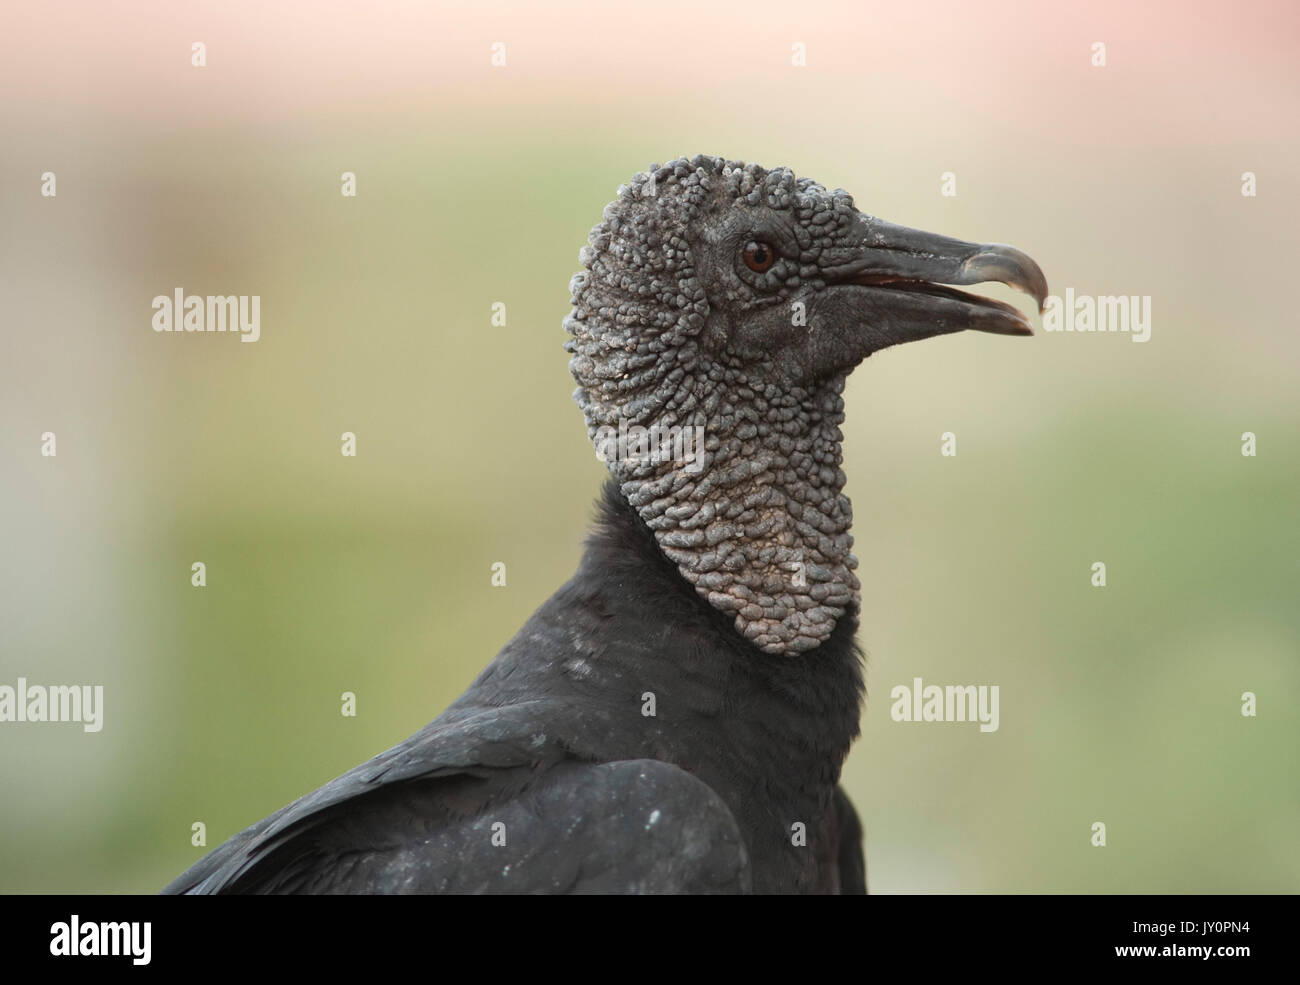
(825, 214, 1049, 347)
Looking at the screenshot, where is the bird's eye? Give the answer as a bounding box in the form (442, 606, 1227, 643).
(743, 241, 776, 273)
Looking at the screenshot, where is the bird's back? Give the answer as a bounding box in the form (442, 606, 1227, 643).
(164, 483, 865, 894)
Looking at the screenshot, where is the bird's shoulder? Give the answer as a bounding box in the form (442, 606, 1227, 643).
(163, 701, 749, 894)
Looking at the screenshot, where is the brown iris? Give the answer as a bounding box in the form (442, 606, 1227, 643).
(743, 241, 775, 272)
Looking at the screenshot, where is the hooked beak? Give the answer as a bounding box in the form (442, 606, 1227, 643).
(823, 214, 1049, 349)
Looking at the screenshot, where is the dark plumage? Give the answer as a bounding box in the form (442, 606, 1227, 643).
(164, 155, 1044, 895)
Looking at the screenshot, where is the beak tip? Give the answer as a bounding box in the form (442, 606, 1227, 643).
(965, 244, 1049, 319)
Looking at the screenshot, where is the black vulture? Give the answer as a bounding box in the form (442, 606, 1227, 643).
(163, 155, 1045, 894)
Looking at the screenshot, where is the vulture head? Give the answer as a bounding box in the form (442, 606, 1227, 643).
(565, 155, 1046, 656)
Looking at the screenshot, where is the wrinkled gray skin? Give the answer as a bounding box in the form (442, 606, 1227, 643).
(566, 155, 1045, 655)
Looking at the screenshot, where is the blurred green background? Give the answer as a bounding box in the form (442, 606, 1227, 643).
(1, 0, 1296, 893)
